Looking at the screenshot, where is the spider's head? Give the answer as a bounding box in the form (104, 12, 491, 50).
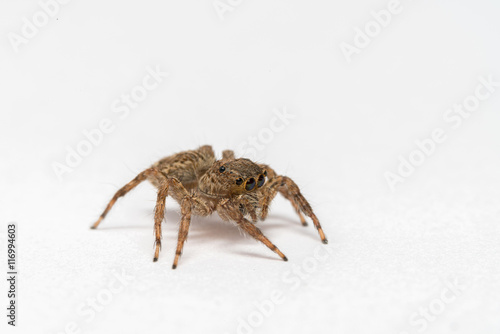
(198, 158, 267, 198)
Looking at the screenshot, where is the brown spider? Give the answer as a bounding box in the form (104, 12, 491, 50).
(91, 145, 327, 269)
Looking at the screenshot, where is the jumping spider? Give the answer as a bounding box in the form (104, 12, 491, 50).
(91, 145, 327, 269)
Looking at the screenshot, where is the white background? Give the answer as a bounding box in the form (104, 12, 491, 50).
(1, 1, 500, 333)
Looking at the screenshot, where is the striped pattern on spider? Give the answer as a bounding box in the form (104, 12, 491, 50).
(91, 145, 327, 269)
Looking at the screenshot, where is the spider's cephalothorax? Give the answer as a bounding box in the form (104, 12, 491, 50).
(91, 145, 328, 269)
(198, 158, 267, 197)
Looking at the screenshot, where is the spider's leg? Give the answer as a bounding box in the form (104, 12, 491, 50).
(279, 189, 308, 226)
(240, 197, 258, 222)
(222, 150, 235, 160)
(172, 197, 192, 269)
(172, 195, 212, 268)
(280, 176, 327, 243)
(257, 164, 306, 226)
(260, 174, 328, 244)
(91, 168, 161, 229)
(153, 177, 190, 262)
(238, 218, 288, 261)
(153, 179, 168, 261)
(259, 177, 286, 223)
(219, 201, 287, 261)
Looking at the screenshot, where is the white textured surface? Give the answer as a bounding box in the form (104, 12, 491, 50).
(1, 1, 500, 333)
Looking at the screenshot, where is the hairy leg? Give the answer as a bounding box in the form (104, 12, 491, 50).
(172, 195, 213, 267)
(218, 200, 287, 261)
(279, 189, 308, 226)
(238, 219, 288, 261)
(260, 175, 328, 244)
(91, 168, 162, 229)
(257, 164, 307, 226)
(153, 177, 191, 262)
(239, 196, 258, 222)
(172, 197, 192, 269)
(222, 150, 235, 160)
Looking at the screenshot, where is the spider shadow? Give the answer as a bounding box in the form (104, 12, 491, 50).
(161, 211, 289, 261)
(96, 208, 319, 261)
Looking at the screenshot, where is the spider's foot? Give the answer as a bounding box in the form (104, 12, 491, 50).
(301, 221, 308, 227)
(172, 264, 177, 269)
(90, 218, 102, 229)
(322, 238, 329, 244)
(153, 240, 161, 262)
(275, 248, 288, 262)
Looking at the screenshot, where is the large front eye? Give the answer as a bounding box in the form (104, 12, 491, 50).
(245, 178, 256, 191)
(257, 175, 265, 187)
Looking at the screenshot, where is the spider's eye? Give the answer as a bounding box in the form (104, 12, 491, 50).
(219, 166, 226, 173)
(245, 178, 256, 191)
(235, 178, 243, 185)
(257, 175, 265, 187)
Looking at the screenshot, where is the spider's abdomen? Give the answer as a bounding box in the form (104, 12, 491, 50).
(149, 145, 216, 190)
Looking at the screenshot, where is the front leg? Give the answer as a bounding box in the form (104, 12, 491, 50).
(279, 189, 308, 226)
(260, 174, 328, 244)
(257, 164, 306, 226)
(239, 196, 258, 222)
(218, 200, 288, 261)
